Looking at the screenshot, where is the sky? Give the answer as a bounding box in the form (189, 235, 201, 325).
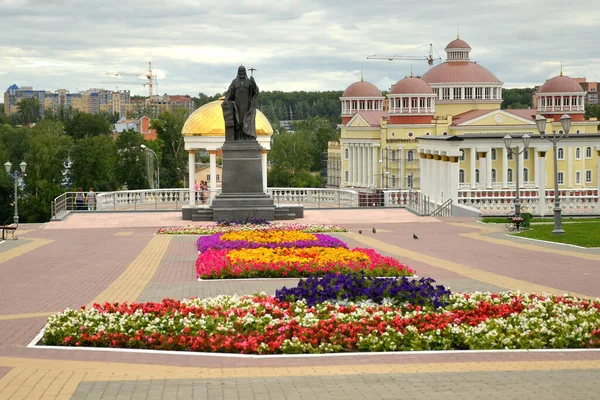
(1, 0, 599, 98)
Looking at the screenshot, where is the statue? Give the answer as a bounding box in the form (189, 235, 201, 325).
(222, 65, 259, 141)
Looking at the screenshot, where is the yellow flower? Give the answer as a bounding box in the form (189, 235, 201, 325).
(221, 230, 317, 244)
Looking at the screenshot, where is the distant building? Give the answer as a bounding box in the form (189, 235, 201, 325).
(128, 95, 196, 118)
(113, 116, 157, 140)
(3, 84, 45, 117)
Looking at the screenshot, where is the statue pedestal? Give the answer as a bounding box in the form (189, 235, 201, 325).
(210, 140, 275, 221)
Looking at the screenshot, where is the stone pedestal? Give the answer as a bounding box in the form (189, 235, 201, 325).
(210, 140, 275, 221)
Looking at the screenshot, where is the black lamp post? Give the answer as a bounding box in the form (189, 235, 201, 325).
(535, 114, 571, 235)
(503, 134, 531, 217)
(4, 161, 27, 224)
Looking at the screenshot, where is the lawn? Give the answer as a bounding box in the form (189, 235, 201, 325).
(513, 222, 600, 248)
(482, 217, 600, 224)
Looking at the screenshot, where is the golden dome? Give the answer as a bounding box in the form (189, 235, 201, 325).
(182, 97, 273, 137)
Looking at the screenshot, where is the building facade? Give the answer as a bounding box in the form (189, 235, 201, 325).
(329, 35, 600, 215)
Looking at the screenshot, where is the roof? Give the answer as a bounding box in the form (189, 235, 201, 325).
(538, 75, 585, 93)
(6, 84, 19, 91)
(451, 109, 536, 126)
(342, 80, 382, 97)
(349, 111, 388, 127)
(168, 95, 193, 102)
(445, 39, 471, 49)
(390, 77, 433, 95)
(421, 62, 501, 84)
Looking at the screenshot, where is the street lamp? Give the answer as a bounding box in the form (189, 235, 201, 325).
(503, 134, 531, 217)
(536, 114, 571, 235)
(4, 161, 27, 225)
(140, 144, 160, 189)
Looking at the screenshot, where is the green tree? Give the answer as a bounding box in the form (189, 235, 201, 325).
(292, 117, 339, 171)
(501, 88, 534, 109)
(70, 136, 118, 191)
(151, 109, 187, 188)
(65, 113, 112, 139)
(17, 98, 42, 124)
(99, 111, 121, 124)
(0, 124, 31, 167)
(115, 129, 149, 189)
(32, 119, 64, 137)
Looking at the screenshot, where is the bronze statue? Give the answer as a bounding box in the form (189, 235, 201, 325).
(222, 65, 259, 141)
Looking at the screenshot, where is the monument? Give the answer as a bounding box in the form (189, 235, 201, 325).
(210, 66, 277, 221)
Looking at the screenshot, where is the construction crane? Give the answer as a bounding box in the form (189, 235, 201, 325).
(367, 44, 441, 67)
(104, 62, 158, 98)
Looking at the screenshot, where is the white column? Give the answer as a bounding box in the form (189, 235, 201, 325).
(261, 149, 267, 193)
(567, 146, 573, 187)
(362, 144, 368, 187)
(502, 147, 508, 188)
(353, 144, 359, 186)
(487, 148, 493, 188)
(442, 157, 449, 201)
(449, 157, 459, 202)
(470, 148, 477, 188)
(188, 150, 196, 206)
(398, 146, 404, 189)
(209, 150, 218, 200)
(534, 148, 539, 188)
(348, 144, 354, 185)
(367, 144, 373, 187)
(518, 149, 524, 188)
(537, 151, 547, 216)
(433, 155, 440, 204)
(478, 150, 487, 189)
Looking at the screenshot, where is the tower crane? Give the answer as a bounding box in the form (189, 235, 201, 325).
(367, 44, 441, 67)
(104, 62, 158, 98)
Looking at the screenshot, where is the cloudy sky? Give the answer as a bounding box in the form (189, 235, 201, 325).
(1, 0, 599, 97)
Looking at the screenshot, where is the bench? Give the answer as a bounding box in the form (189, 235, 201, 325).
(0, 224, 18, 240)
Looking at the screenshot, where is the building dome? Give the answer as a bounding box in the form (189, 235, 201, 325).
(421, 62, 501, 84)
(445, 39, 471, 49)
(342, 80, 382, 97)
(391, 77, 433, 94)
(538, 75, 584, 93)
(181, 98, 273, 137)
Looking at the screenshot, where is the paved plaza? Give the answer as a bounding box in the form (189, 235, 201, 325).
(1, 209, 600, 399)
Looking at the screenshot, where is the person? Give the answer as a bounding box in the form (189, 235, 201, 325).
(194, 180, 200, 203)
(75, 187, 85, 211)
(87, 187, 96, 211)
(222, 65, 259, 141)
(199, 180, 207, 204)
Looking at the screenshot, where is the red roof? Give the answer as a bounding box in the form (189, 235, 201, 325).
(421, 62, 500, 84)
(348, 111, 387, 127)
(391, 77, 433, 95)
(538, 75, 585, 93)
(342, 81, 382, 97)
(169, 95, 192, 102)
(446, 39, 471, 49)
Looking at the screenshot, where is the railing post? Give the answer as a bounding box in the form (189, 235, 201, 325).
(113, 193, 116, 211)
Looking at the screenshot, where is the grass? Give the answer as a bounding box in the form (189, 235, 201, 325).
(482, 217, 600, 224)
(512, 222, 600, 248)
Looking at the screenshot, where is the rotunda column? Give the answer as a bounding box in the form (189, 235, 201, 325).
(502, 148, 509, 189)
(537, 150, 547, 216)
(188, 150, 196, 206)
(470, 148, 477, 189)
(209, 150, 218, 201)
(261, 149, 267, 193)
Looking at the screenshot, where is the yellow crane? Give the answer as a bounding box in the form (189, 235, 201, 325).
(367, 44, 441, 67)
(104, 62, 158, 98)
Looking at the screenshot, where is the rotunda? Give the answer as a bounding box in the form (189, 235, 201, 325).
(340, 78, 384, 124)
(536, 74, 586, 121)
(388, 76, 436, 124)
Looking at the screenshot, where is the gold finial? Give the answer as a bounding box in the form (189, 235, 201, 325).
(560, 61, 563, 76)
(360, 67, 363, 82)
(457, 26, 460, 39)
(410, 63, 413, 78)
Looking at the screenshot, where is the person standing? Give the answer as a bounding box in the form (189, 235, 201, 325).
(87, 187, 97, 211)
(75, 187, 85, 211)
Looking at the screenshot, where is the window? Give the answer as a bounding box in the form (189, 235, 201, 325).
(407, 174, 414, 189)
(460, 149, 465, 161)
(476, 169, 480, 183)
(586, 170, 593, 183)
(407, 150, 414, 162)
(523, 168, 529, 182)
(345, 148, 349, 159)
(465, 87, 473, 98)
(475, 87, 483, 99)
(491, 148, 497, 160)
(392, 175, 396, 187)
(476, 151, 480, 161)
(575, 171, 581, 185)
(442, 88, 450, 99)
(507, 150, 513, 160)
(586, 147, 593, 158)
(484, 87, 491, 99)
(345, 171, 349, 181)
(557, 172, 564, 185)
(408, 132, 414, 138)
(523, 149, 529, 160)
(391, 150, 396, 161)
(443, 131, 448, 136)
(575, 147, 581, 160)
(459, 169, 465, 183)
(491, 169, 497, 183)
(453, 87, 461, 99)
(508, 168, 513, 183)
(206, 174, 210, 181)
(557, 148, 564, 160)
(216, 174, 220, 181)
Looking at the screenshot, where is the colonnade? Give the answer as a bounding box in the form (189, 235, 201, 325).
(418, 150, 460, 205)
(345, 142, 380, 187)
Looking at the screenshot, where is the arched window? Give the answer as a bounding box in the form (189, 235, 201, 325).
(523, 149, 529, 160)
(558, 148, 564, 160)
(407, 150, 414, 162)
(575, 147, 581, 159)
(443, 131, 448, 136)
(491, 169, 497, 183)
(508, 168, 513, 183)
(475, 168, 480, 183)
(460, 149, 465, 161)
(587, 147, 593, 158)
(459, 169, 465, 183)
(491, 149, 497, 161)
(345, 148, 349, 159)
(407, 174, 414, 189)
(524, 168, 529, 182)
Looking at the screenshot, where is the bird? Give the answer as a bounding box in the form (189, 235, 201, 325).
(358, 230, 362, 234)
(372, 227, 376, 234)
(413, 234, 419, 240)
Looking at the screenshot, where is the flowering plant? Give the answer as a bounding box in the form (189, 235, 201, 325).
(195, 247, 413, 279)
(157, 223, 348, 235)
(275, 273, 451, 308)
(43, 292, 600, 354)
(196, 232, 347, 253)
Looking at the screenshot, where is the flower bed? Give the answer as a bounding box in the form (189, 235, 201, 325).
(43, 292, 600, 354)
(196, 232, 347, 253)
(196, 247, 413, 279)
(157, 223, 347, 235)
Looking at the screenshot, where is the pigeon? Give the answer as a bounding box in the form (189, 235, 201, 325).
(413, 234, 419, 240)
(372, 227, 376, 234)
(358, 230, 362, 234)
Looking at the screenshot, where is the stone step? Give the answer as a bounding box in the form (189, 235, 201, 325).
(191, 210, 214, 221)
(274, 213, 297, 220)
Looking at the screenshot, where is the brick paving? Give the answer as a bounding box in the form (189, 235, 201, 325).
(0, 211, 600, 399)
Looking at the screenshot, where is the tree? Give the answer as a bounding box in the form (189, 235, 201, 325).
(69, 136, 118, 191)
(32, 119, 64, 137)
(501, 88, 534, 109)
(65, 113, 112, 139)
(17, 98, 41, 124)
(115, 129, 150, 190)
(99, 111, 121, 124)
(292, 117, 339, 172)
(151, 109, 187, 188)
(0, 124, 31, 166)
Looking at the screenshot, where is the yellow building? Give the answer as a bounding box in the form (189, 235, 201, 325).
(330, 35, 600, 216)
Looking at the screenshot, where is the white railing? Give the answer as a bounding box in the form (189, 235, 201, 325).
(96, 189, 192, 212)
(459, 182, 537, 190)
(538, 105, 584, 112)
(268, 188, 359, 208)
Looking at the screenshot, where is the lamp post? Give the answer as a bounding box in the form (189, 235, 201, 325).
(535, 114, 571, 235)
(503, 134, 531, 217)
(140, 144, 159, 189)
(4, 161, 27, 225)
